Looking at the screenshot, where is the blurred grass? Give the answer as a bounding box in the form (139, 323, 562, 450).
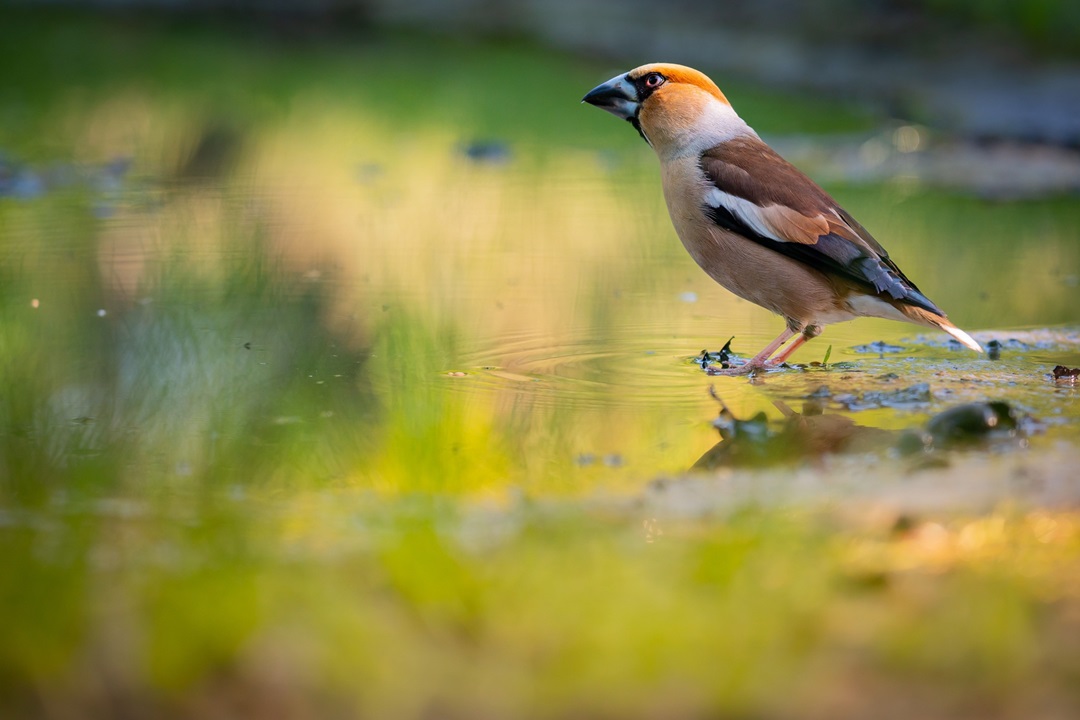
(920, 0, 1080, 58)
(0, 7, 878, 159)
(4, 500, 1080, 718)
(1, 8, 1080, 719)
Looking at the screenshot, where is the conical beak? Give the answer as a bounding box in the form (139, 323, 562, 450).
(582, 74, 639, 120)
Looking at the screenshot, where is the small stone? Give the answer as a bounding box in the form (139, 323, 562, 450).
(1052, 365, 1079, 382)
(602, 454, 623, 468)
(461, 140, 511, 164)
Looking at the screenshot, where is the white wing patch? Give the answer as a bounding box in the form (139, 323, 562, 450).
(705, 186, 831, 244)
(704, 187, 781, 241)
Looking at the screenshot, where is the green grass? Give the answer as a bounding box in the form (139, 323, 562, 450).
(4, 499, 1079, 718)
(920, 0, 1080, 58)
(0, 8, 876, 161)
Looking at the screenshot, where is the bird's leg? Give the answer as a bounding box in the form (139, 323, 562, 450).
(768, 325, 821, 366)
(749, 327, 797, 366)
(769, 335, 808, 365)
(705, 327, 794, 376)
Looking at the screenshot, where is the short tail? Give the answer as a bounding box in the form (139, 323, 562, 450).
(901, 306, 984, 353)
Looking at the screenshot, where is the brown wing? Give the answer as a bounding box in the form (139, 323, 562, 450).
(700, 137, 943, 316)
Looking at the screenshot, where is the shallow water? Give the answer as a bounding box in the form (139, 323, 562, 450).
(2, 30, 1079, 497)
(2, 12, 1080, 719)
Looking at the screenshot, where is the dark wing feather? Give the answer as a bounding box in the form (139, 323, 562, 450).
(700, 138, 942, 316)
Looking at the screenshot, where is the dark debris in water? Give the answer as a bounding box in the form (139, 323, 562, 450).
(603, 454, 624, 468)
(698, 337, 737, 370)
(1052, 365, 1080, 382)
(961, 336, 1054, 357)
(852, 340, 905, 354)
(833, 382, 932, 411)
(460, 140, 512, 165)
(989, 337, 1053, 350)
(913, 331, 1072, 352)
(695, 392, 1042, 470)
(575, 453, 624, 468)
(898, 401, 1042, 454)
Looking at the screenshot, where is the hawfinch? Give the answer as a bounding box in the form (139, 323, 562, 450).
(583, 64, 982, 374)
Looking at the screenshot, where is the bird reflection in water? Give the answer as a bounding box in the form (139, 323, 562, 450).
(692, 388, 1036, 470)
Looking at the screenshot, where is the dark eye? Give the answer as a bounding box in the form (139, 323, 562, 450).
(644, 73, 665, 88)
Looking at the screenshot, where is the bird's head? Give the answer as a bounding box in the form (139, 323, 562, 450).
(582, 63, 748, 158)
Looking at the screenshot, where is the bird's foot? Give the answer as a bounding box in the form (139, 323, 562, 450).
(704, 361, 763, 376)
(704, 359, 796, 376)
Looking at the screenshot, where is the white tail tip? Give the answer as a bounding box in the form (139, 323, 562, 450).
(942, 324, 983, 353)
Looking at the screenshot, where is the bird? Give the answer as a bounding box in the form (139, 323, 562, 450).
(582, 64, 982, 374)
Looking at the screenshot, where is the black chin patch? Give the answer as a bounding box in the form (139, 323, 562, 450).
(627, 116, 649, 145)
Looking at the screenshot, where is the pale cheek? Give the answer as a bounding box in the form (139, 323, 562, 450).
(641, 100, 704, 144)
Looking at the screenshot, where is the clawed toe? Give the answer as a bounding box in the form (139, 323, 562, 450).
(704, 362, 760, 376)
(704, 360, 796, 376)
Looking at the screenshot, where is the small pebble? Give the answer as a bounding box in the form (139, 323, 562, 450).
(603, 454, 624, 468)
(461, 141, 511, 164)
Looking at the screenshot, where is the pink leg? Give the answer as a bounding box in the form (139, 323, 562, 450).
(748, 327, 795, 366)
(706, 327, 796, 376)
(769, 333, 809, 365)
